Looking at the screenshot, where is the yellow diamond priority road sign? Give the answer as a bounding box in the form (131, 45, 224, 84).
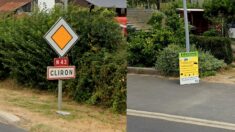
(44, 17, 79, 57)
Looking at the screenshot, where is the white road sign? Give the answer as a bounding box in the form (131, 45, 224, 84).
(47, 66, 76, 80)
(44, 17, 79, 57)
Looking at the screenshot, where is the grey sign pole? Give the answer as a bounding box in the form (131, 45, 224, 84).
(56, 0, 68, 115)
(58, 79, 62, 110)
(183, 0, 190, 52)
(57, 57, 69, 115)
(57, 0, 67, 113)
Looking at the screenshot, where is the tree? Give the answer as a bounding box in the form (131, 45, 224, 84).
(156, 0, 161, 10)
(203, 0, 235, 36)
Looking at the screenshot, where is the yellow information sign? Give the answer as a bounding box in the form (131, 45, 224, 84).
(179, 51, 199, 85)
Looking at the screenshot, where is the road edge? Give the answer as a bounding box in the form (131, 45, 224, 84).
(128, 67, 159, 75)
(0, 111, 20, 124)
(127, 109, 235, 131)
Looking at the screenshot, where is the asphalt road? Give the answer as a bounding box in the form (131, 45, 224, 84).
(127, 115, 234, 132)
(0, 123, 25, 132)
(127, 74, 235, 123)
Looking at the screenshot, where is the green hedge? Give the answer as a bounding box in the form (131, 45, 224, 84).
(190, 35, 233, 64)
(127, 9, 185, 67)
(0, 6, 126, 113)
(127, 31, 158, 67)
(0, 38, 9, 79)
(156, 44, 226, 77)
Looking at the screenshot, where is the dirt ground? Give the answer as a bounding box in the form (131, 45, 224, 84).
(0, 80, 126, 132)
(203, 67, 235, 84)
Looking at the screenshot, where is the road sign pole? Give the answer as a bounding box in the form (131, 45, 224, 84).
(44, 17, 78, 115)
(58, 79, 62, 110)
(183, 0, 190, 52)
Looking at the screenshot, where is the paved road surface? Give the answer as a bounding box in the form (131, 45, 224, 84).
(0, 123, 25, 132)
(127, 74, 235, 131)
(128, 115, 234, 132)
(127, 74, 235, 123)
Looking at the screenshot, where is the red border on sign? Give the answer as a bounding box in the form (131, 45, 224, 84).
(47, 66, 76, 80)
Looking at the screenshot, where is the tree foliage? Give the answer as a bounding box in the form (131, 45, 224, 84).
(128, 8, 185, 67)
(203, 0, 235, 19)
(203, 0, 235, 36)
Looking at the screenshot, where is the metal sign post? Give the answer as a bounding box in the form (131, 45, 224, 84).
(44, 17, 79, 115)
(58, 79, 62, 110)
(179, 0, 200, 85)
(183, 0, 190, 52)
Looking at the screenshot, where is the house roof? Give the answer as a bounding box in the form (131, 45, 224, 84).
(87, 0, 126, 8)
(0, 0, 8, 7)
(74, 0, 126, 8)
(0, 0, 31, 12)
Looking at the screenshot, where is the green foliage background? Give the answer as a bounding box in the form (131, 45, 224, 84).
(203, 0, 235, 36)
(128, 9, 185, 67)
(156, 44, 226, 77)
(0, 6, 126, 113)
(127, 2, 232, 71)
(190, 35, 233, 64)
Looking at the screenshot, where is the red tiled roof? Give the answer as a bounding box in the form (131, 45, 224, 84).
(0, 0, 31, 12)
(0, 0, 8, 7)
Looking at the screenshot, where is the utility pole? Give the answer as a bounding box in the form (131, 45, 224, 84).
(183, 0, 190, 52)
(156, 0, 160, 10)
(64, 0, 68, 11)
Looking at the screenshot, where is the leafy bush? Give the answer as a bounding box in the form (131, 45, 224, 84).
(156, 44, 226, 77)
(190, 35, 233, 64)
(0, 38, 9, 79)
(127, 31, 158, 67)
(155, 45, 182, 76)
(199, 51, 226, 77)
(147, 12, 164, 27)
(65, 50, 127, 113)
(202, 29, 220, 37)
(127, 9, 185, 67)
(0, 6, 126, 113)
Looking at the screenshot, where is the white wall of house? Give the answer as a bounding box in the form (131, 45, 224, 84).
(38, 0, 55, 12)
(229, 28, 235, 39)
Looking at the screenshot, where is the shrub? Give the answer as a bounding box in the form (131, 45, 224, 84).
(155, 45, 182, 76)
(0, 37, 9, 79)
(199, 51, 226, 77)
(202, 29, 220, 37)
(147, 12, 164, 27)
(65, 50, 127, 113)
(127, 8, 185, 67)
(127, 31, 158, 67)
(155, 44, 226, 77)
(190, 35, 233, 64)
(0, 6, 126, 113)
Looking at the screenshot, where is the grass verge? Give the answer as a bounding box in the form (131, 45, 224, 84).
(0, 79, 126, 132)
